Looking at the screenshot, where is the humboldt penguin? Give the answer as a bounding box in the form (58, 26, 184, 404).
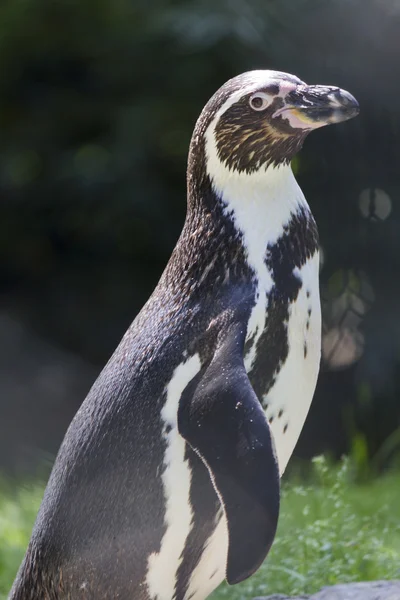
(10, 70, 359, 600)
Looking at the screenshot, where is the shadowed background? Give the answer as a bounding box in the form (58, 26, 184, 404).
(1, 0, 399, 476)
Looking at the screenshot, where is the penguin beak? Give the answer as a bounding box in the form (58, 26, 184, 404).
(273, 85, 359, 130)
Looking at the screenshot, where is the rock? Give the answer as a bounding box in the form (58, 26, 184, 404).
(254, 580, 400, 600)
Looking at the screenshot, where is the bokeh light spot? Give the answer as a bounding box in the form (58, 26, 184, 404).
(359, 188, 392, 221)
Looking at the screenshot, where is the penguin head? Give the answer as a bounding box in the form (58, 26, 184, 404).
(195, 70, 359, 177)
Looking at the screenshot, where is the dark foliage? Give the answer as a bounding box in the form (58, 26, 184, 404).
(1, 0, 399, 472)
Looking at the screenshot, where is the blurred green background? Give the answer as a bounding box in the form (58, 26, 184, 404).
(1, 0, 400, 596)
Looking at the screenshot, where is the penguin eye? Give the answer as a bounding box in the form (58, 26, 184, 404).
(249, 93, 270, 111)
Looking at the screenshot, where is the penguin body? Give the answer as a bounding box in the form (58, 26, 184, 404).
(10, 70, 359, 600)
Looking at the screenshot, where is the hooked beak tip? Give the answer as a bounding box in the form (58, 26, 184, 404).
(329, 88, 360, 120)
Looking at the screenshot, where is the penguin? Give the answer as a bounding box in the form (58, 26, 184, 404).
(10, 70, 359, 600)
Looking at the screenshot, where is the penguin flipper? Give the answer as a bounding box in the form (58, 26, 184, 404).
(178, 319, 280, 585)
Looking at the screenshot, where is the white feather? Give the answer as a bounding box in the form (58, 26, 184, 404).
(265, 254, 321, 475)
(146, 354, 201, 600)
(185, 510, 228, 600)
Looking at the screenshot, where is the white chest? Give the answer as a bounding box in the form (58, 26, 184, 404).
(246, 253, 321, 475)
(207, 162, 321, 476)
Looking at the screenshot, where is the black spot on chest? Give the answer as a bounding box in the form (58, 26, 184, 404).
(265, 206, 319, 300)
(247, 207, 319, 399)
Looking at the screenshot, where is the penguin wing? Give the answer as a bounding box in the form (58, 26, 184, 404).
(178, 318, 280, 585)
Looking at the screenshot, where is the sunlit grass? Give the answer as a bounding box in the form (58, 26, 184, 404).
(0, 481, 42, 599)
(1, 458, 399, 599)
(212, 457, 400, 599)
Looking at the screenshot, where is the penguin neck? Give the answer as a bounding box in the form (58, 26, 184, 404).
(164, 137, 314, 315)
(186, 134, 311, 264)
(211, 162, 308, 247)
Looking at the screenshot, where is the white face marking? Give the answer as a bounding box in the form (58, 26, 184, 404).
(264, 253, 321, 475)
(212, 73, 299, 126)
(146, 353, 201, 600)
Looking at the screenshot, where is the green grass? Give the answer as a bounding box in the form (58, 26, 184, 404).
(211, 457, 400, 599)
(0, 481, 43, 599)
(1, 458, 400, 600)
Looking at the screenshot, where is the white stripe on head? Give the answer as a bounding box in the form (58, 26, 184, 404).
(211, 70, 303, 123)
